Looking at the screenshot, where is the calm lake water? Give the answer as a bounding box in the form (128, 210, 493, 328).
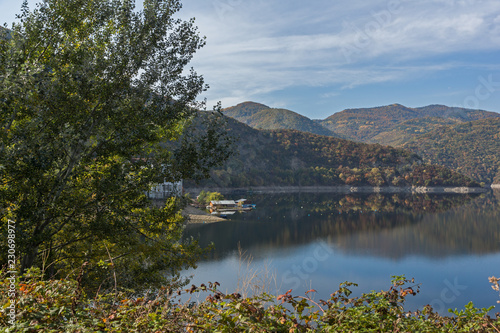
(182, 190, 500, 314)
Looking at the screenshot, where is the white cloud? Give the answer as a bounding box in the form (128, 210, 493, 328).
(3, 0, 498, 112)
(179, 0, 500, 108)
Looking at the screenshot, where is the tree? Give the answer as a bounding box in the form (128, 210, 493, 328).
(196, 191, 224, 205)
(0, 0, 232, 291)
(196, 190, 211, 206)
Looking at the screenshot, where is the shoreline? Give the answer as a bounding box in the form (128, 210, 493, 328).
(185, 185, 489, 195)
(181, 205, 226, 225)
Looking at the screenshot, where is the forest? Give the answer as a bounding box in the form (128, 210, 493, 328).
(403, 118, 500, 184)
(186, 118, 480, 188)
(320, 103, 499, 143)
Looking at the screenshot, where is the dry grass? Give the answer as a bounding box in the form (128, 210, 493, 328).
(235, 242, 281, 299)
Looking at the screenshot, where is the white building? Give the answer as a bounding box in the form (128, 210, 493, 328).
(148, 180, 183, 199)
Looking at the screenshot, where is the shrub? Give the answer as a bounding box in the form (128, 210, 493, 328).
(1, 270, 499, 332)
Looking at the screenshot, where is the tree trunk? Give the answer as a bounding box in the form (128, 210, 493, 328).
(21, 246, 39, 274)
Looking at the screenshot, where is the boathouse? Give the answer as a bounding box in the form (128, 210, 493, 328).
(210, 200, 237, 209)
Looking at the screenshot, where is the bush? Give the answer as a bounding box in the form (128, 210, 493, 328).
(1, 270, 499, 332)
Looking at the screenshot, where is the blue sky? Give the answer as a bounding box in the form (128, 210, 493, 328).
(2, 0, 500, 119)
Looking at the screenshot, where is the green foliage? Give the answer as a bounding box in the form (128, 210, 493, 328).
(207, 192, 224, 203)
(0, 0, 232, 291)
(1, 269, 499, 332)
(197, 191, 224, 205)
(197, 190, 209, 205)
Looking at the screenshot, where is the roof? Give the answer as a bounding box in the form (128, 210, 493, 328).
(210, 200, 236, 205)
(236, 199, 248, 202)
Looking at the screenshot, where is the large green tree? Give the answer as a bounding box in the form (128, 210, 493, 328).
(0, 0, 231, 290)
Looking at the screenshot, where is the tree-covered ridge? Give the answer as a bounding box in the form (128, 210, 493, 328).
(403, 118, 500, 184)
(371, 117, 459, 146)
(267, 130, 419, 168)
(320, 103, 500, 143)
(414, 104, 500, 121)
(221, 101, 270, 123)
(222, 101, 339, 137)
(187, 117, 480, 188)
(222, 101, 500, 145)
(247, 108, 337, 137)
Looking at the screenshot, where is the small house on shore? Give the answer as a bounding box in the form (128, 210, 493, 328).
(210, 200, 237, 209)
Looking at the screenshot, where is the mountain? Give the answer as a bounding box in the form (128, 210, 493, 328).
(221, 101, 270, 123)
(185, 116, 479, 188)
(413, 105, 500, 121)
(403, 118, 500, 184)
(320, 103, 500, 183)
(320, 104, 500, 143)
(218, 102, 500, 185)
(222, 102, 500, 145)
(222, 102, 339, 137)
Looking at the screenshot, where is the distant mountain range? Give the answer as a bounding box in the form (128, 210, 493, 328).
(220, 102, 500, 184)
(320, 104, 500, 143)
(223, 102, 499, 144)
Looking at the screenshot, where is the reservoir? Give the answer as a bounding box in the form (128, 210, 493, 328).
(182, 190, 500, 314)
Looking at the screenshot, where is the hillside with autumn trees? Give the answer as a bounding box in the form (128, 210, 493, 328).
(219, 102, 500, 184)
(370, 117, 459, 146)
(222, 102, 500, 146)
(403, 118, 500, 184)
(186, 117, 479, 188)
(319, 104, 500, 143)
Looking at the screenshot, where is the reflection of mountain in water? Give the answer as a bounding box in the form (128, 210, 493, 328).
(340, 190, 500, 259)
(183, 191, 500, 261)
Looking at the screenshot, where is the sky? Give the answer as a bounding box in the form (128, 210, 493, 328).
(2, 0, 500, 119)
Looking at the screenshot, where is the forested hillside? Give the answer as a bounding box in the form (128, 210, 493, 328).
(320, 104, 500, 143)
(414, 105, 500, 121)
(186, 117, 479, 188)
(218, 102, 500, 185)
(222, 102, 500, 146)
(403, 118, 500, 184)
(223, 102, 339, 137)
(371, 117, 459, 146)
(221, 101, 270, 123)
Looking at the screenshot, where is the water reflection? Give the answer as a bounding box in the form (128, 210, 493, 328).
(184, 191, 500, 260)
(182, 190, 500, 313)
